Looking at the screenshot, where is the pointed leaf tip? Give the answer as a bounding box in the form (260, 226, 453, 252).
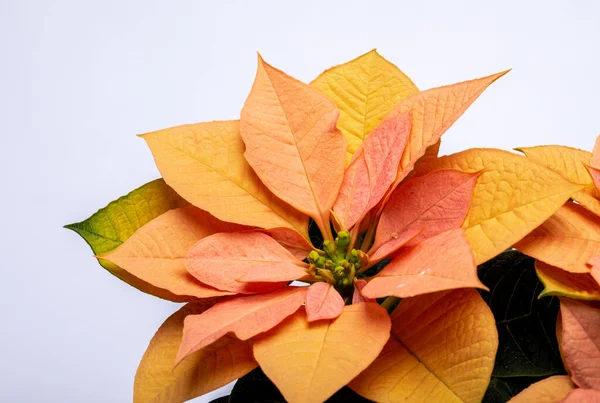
(305, 282, 344, 321)
(66, 178, 190, 301)
(379, 70, 509, 206)
(536, 260, 600, 301)
(141, 120, 308, 235)
(253, 303, 391, 403)
(310, 50, 419, 160)
(241, 57, 345, 237)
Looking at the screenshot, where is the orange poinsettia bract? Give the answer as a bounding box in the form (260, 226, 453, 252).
(95, 51, 515, 402)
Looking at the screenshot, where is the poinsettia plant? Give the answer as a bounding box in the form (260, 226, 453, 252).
(66, 50, 599, 403)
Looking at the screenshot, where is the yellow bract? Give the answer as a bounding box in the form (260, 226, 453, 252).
(516, 203, 600, 273)
(311, 50, 419, 160)
(535, 261, 600, 301)
(134, 303, 257, 403)
(415, 148, 584, 264)
(516, 145, 600, 217)
(572, 187, 600, 217)
(252, 303, 391, 403)
(508, 375, 575, 403)
(141, 120, 308, 237)
(516, 145, 593, 185)
(350, 289, 497, 403)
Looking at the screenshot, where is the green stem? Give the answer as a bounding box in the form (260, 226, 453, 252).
(348, 225, 360, 251)
(360, 223, 377, 252)
(381, 296, 400, 313)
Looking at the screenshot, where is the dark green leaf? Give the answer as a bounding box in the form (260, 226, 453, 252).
(309, 218, 324, 250)
(229, 368, 373, 403)
(477, 250, 565, 378)
(482, 376, 548, 402)
(229, 367, 285, 403)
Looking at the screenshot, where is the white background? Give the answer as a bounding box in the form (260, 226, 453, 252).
(1, 1, 599, 402)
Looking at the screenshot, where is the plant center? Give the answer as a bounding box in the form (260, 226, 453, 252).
(306, 230, 368, 295)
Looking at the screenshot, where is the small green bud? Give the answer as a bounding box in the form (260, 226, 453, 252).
(336, 230, 350, 242)
(333, 266, 345, 279)
(348, 264, 356, 283)
(308, 250, 320, 262)
(347, 249, 360, 264)
(315, 256, 326, 268)
(323, 240, 336, 258)
(335, 230, 350, 254)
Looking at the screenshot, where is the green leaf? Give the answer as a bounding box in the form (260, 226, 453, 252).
(482, 376, 547, 403)
(65, 179, 189, 301)
(477, 250, 566, 378)
(229, 368, 373, 403)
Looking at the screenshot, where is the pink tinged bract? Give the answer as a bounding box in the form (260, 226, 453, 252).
(263, 227, 313, 260)
(305, 282, 345, 322)
(175, 287, 307, 364)
(100, 205, 246, 299)
(559, 298, 600, 390)
(352, 279, 374, 304)
(378, 70, 509, 209)
(333, 113, 411, 229)
(185, 231, 305, 293)
(563, 388, 600, 403)
(373, 169, 479, 252)
(362, 228, 487, 299)
(367, 227, 424, 265)
(332, 151, 370, 230)
(240, 56, 346, 236)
